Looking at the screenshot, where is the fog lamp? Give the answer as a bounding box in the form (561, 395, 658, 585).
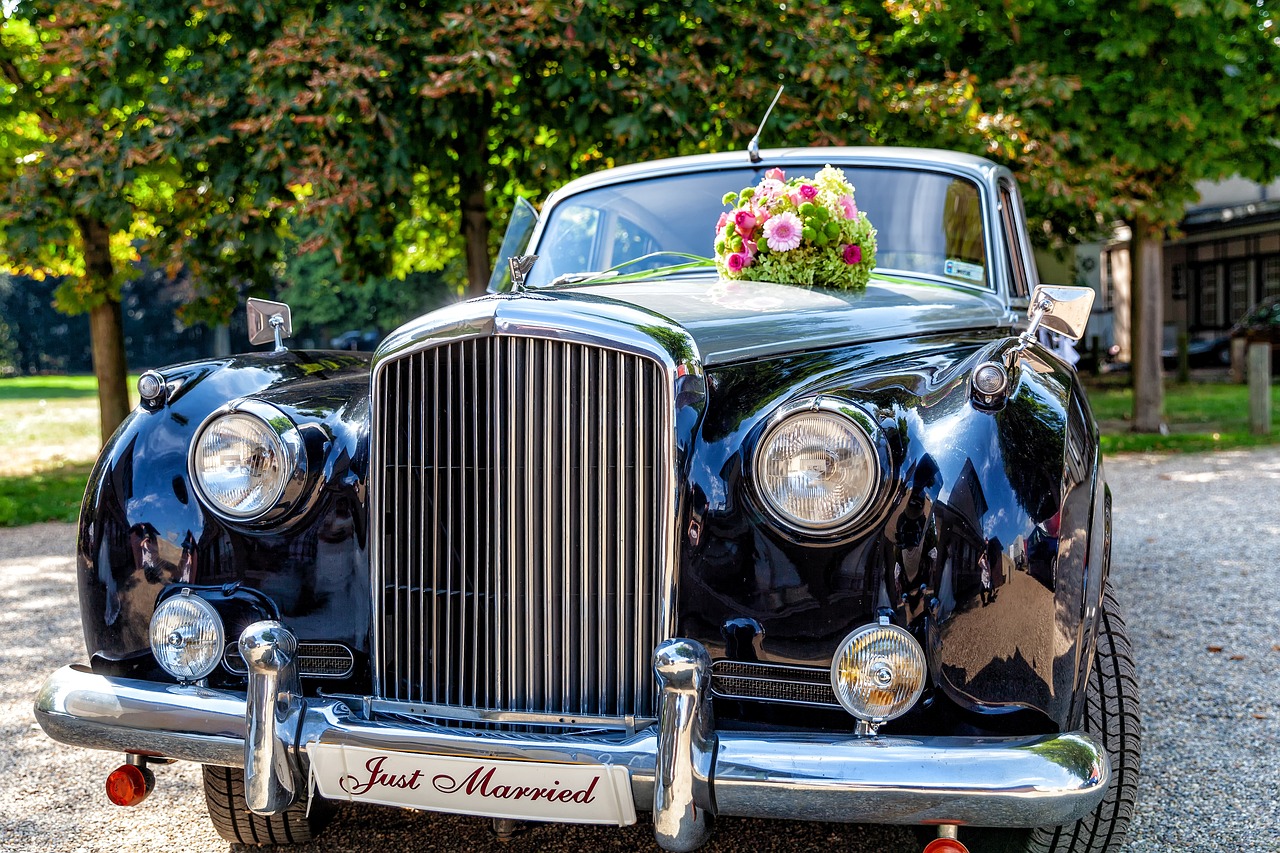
(830, 621, 926, 723)
(149, 589, 225, 681)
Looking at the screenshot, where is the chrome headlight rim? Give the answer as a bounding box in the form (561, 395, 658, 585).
(829, 621, 928, 724)
(149, 589, 226, 682)
(188, 399, 310, 525)
(750, 396, 887, 538)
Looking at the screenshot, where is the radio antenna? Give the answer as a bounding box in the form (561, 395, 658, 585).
(747, 85, 785, 163)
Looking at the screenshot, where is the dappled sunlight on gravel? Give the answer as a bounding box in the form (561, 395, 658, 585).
(1106, 448, 1280, 850)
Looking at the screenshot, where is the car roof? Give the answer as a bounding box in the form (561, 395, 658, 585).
(543, 146, 1008, 205)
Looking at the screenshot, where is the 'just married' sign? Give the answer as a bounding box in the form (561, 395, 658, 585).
(307, 744, 637, 825)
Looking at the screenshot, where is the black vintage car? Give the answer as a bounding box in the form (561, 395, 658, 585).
(35, 147, 1139, 853)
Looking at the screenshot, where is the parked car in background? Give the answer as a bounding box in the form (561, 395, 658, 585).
(1162, 334, 1231, 370)
(1230, 295, 1280, 369)
(329, 328, 382, 351)
(35, 147, 1139, 853)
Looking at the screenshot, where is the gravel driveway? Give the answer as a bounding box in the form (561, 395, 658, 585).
(2, 448, 1278, 852)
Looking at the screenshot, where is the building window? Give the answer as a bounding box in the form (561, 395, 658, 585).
(1228, 261, 1250, 323)
(1265, 257, 1280, 300)
(1198, 265, 1221, 328)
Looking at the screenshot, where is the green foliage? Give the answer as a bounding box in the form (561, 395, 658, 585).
(280, 242, 458, 339)
(872, 0, 1280, 242)
(4, 0, 1278, 354)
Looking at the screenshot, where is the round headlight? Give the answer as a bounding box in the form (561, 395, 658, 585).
(830, 622, 927, 723)
(191, 405, 300, 521)
(754, 401, 880, 532)
(149, 590, 225, 681)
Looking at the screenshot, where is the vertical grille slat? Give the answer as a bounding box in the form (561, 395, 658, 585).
(374, 334, 669, 720)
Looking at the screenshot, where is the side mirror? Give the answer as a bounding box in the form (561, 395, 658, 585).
(1026, 285, 1094, 341)
(247, 298, 293, 352)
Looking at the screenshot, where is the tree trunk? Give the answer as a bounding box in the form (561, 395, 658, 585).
(77, 215, 130, 443)
(1129, 221, 1165, 433)
(457, 94, 492, 297)
(462, 185, 491, 297)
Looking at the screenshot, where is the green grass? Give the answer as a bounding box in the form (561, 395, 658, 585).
(0, 374, 102, 401)
(0, 462, 92, 526)
(0, 374, 133, 527)
(1086, 376, 1280, 454)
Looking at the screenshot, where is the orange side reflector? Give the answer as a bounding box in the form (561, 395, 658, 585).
(105, 763, 152, 807)
(923, 840, 970, 853)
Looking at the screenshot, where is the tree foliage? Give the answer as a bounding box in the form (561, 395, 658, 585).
(3, 0, 1279, 440)
(871, 0, 1280, 430)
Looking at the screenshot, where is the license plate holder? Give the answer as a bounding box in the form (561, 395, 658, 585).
(307, 743, 637, 826)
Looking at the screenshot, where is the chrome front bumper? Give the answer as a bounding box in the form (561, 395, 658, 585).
(35, 627, 1109, 852)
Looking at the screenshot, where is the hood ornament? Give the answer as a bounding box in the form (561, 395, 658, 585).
(508, 254, 538, 292)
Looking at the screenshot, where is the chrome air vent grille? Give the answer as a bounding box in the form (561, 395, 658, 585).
(373, 334, 672, 720)
(711, 660, 840, 708)
(222, 642, 354, 679)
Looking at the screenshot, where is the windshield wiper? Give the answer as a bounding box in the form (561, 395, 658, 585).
(547, 270, 620, 287)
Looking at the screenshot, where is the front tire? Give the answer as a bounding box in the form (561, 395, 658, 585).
(977, 581, 1141, 852)
(202, 765, 333, 846)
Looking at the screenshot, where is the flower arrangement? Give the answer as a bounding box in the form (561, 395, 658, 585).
(713, 165, 877, 291)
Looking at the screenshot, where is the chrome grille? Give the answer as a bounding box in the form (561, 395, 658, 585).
(372, 334, 671, 720)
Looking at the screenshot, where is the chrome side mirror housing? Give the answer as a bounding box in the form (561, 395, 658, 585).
(247, 298, 293, 352)
(1025, 285, 1095, 342)
(975, 285, 1096, 410)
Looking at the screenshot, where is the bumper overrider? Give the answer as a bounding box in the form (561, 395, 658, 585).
(35, 622, 1109, 852)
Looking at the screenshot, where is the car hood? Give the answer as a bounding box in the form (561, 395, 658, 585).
(567, 274, 1009, 365)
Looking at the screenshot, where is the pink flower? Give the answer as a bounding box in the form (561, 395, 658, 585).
(734, 209, 757, 238)
(843, 243, 862, 265)
(799, 184, 818, 200)
(744, 238, 757, 257)
(717, 212, 730, 232)
(758, 178, 785, 200)
(763, 212, 803, 252)
(838, 195, 858, 220)
(727, 252, 749, 272)
(765, 167, 785, 182)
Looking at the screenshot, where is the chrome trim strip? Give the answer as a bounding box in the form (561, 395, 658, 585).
(361, 698, 655, 732)
(35, 661, 1111, 831)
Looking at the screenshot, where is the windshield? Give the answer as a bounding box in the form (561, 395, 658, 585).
(525, 165, 989, 290)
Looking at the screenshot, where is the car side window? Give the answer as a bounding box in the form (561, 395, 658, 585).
(998, 181, 1031, 299)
